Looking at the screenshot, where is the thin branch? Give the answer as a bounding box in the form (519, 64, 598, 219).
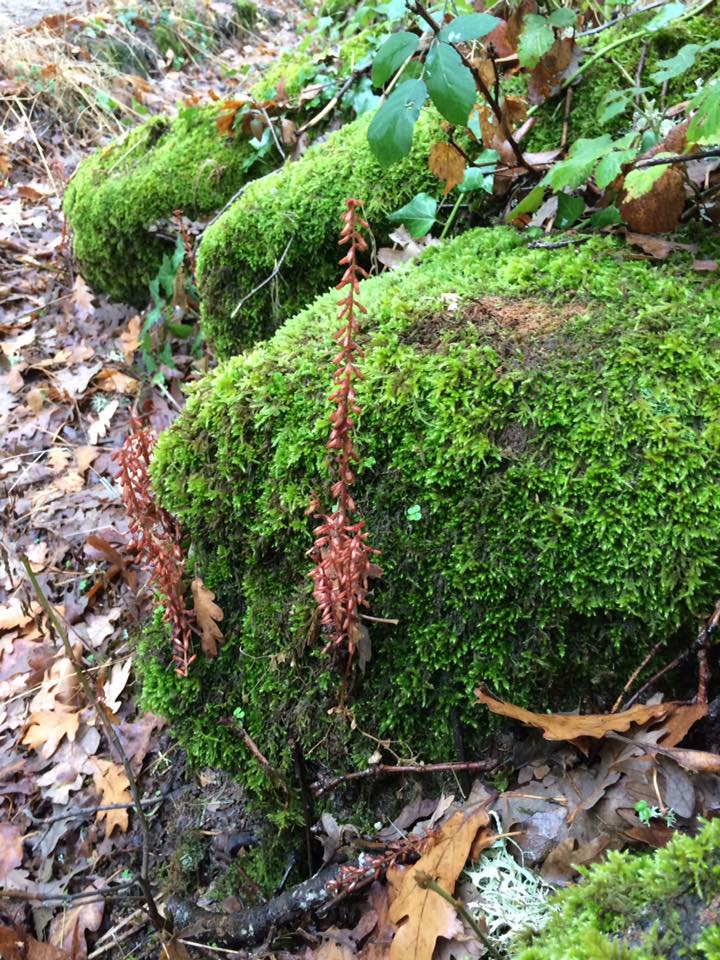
(230, 236, 293, 319)
(311, 758, 498, 798)
(22, 559, 168, 934)
(0, 883, 142, 905)
(633, 148, 720, 169)
(409, 0, 533, 173)
(578, 0, 676, 37)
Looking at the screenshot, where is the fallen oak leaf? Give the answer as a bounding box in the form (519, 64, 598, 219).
(625, 232, 698, 260)
(388, 807, 493, 960)
(475, 689, 703, 753)
(0, 823, 24, 884)
(49, 886, 103, 960)
(87, 399, 119, 444)
(91, 758, 131, 835)
(192, 577, 224, 657)
(607, 732, 720, 775)
(70, 275, 95, 322)
(0, 923, 71, 960)
(119, 315, 141, 364)
(22, 706, 80, 760)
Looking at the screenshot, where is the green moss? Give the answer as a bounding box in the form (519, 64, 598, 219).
(64, 104, 274, 304)
(196, 108, 442, 356)
(145, 225, 720, 798)
(526, 11, 720, 152)
(234, 0, 257, 28)
(512, 819, 720, 959)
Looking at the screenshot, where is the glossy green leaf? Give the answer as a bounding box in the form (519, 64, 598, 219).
(426, 42, 477, 125)
(388, 192, 438, 238)
(372, 31, 420, 87)
(439, 12, 501, 43)
(518, 14, 555, 69)
(459, 167, 494, 194)
(368, 79, 428, 166)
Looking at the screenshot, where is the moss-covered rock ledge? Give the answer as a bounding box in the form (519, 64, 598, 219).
(195, 108, 442, 357)
(513, 818, 720, 959)
(64, 104, 273, 305)
(144, 226, 720, 796)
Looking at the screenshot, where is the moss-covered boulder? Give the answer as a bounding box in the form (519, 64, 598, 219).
(513, 819, 720, 959)
(63, 105, 274, 305)
(143, 225, 720, 797)
(196, 109, 442, 356)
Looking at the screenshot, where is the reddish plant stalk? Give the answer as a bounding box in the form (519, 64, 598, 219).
(308, 199, 381, 674)
(115, 424, 196, 676)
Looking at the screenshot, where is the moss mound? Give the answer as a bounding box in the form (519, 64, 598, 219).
(513, 819, 720, 959)
(64, 104, 274, 305)
(526, 11, 720, 151)
(144, 225, 720, 798)
(196, 109, 442, 356)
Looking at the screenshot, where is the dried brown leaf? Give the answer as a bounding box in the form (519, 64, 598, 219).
(70, 276, 95, 321)
(475, 689, 699, 751)
(428, 142, 466, 196)
(192, 577, 224, 657)
(92, 758, 131, 835)
(49, 891, 103, 960)
(22, 706, 80, 760)
(119, 315, 141, 364)
(0, 824, 23, 883)
(0, 924, 71, 960)
(625, 232, 698, 260)
(388, 807, 492, 960)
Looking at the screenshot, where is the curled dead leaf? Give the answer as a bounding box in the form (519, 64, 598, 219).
(191, 578, 224, 657)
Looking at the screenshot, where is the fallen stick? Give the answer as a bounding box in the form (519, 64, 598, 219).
(166, 862, 345, 947)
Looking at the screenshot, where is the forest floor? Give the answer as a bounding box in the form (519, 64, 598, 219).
(1, 2, 720, 959)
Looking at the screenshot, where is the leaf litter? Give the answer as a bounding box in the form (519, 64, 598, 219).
(2, 0, 720, 957)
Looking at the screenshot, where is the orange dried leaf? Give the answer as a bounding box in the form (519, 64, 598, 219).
(92, 759, 131, 835)
(388, 807, 492, 960)
(428, 142, 466, 196)
(22, 706, 81, 760)
(191, 578, 224, 657)
(475, 689, 701, 748)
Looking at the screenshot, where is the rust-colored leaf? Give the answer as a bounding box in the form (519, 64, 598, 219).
(388, 807, 492, 960)
(527, 37, 578, 105)
(0, 924, 71, 960)
(475, 689, 703, 751)
(428, 142, 466, 196)
(49, 892, 103, 960)
(191, 578, 224, 657)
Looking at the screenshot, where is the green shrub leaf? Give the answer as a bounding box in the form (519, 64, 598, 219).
(556, 193, 585, 228)
(548, 8, 577, 28)
(425, 42, 477, 125)
(595, 147, 638, 189)
(368, 79, 428, 166)
(371, 31, 420, 87)
(439, 12, 502, 43)
(590, 205, 623, 227)
(388, 192, 438, 237)
(542, 135, 613, 190)
(687, 83, 720, 146)
(647, 1, 685, 31)
(518, 14, 555, 69)
(652, 43, 701, 82)
(622, 155, 674, 200)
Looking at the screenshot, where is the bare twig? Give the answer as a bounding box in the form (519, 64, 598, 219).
(612, 637, 667, 713)
(633, 148, 720, 169)
(22, 559, 168, 934)
(0, 884, 142, 905)
(219, 717, 289, 795)
(311, 758, 498, 799)
(230, 236, 293, 318)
